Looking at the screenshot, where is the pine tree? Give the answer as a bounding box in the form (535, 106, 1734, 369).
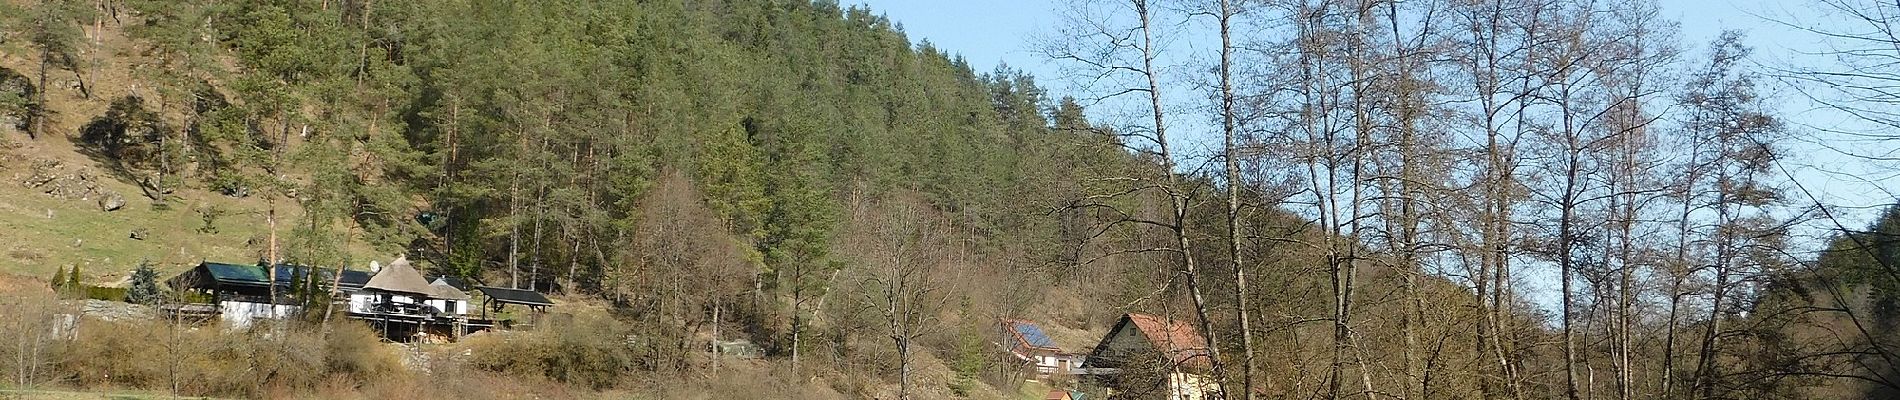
(127, 260, 161, 305)
(66, 265, 82, 295)
(49, 264, 66, 292)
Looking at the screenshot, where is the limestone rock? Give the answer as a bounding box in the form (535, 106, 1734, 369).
(97, 191, 125, 211)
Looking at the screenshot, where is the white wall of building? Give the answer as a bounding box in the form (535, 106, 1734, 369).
(424, 299, 466, 315)
(219, 300, 299, 329)
(349, 292, 465, 316)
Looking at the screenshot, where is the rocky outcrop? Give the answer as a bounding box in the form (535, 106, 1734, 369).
(0, 67, 36, 135)
(17, 158, 126, 211)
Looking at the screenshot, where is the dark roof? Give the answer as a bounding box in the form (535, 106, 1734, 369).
(1004, 319, 1059, 350)
(170, 262, 370, 293)
(475, 286, 554, 307)
(337, 270, 372, 290)
(191, 262, 332, 287)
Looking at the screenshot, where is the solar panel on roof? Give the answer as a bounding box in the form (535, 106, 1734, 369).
(1014, 322, 1057, 349)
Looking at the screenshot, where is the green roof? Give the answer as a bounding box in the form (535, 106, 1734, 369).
(202, 262, 272, 286)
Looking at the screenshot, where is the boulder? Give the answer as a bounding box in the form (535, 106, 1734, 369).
(128, 228, 148, 240)
(97, 192, 125, 211)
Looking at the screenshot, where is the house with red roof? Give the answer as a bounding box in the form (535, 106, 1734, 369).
(1081, 313, 1221, 400)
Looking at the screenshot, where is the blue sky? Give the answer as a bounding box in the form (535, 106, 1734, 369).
(852, 0, 1900, 310)
(852, 0, 1893, 221)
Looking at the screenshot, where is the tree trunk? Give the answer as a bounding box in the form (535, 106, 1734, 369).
(268, 197, 279, 304)
(32, 51, 47, 140)
(1134, 0, 1227, 395)
(1217, 0, 1253, 398)
(508, 164, 521, 289)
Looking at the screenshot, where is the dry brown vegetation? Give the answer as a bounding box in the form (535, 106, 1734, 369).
(0, 300, 943, 399)
(55, 318, 403, 398)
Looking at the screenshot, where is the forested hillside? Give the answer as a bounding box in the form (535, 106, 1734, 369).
(0, 0, 1167, 398)
(6, 0, 1900, 399)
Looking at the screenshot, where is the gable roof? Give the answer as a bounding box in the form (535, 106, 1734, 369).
(429, 280, 471, 300)
(1003, 319, 1061, 351)
(1126, 313, 1208, 355)
(475, 286, 554, 307)
(362, 256, 436, 297)
(430, 276, 471, 291)
(1085, 313, 1212, 369)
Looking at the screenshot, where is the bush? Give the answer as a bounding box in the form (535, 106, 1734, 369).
(79, 285, 126, 302)
(468, 313, 633, 390)
(323, 321, 405, 382)
(58, 319, 407, 398)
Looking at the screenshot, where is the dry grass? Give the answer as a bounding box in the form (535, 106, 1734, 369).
(0, 388, 219, 399)
(56, 318, 407, 399)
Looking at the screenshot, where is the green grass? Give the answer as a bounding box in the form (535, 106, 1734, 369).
(1018, 380, 1052, 400)
(0, 166, 271, 284)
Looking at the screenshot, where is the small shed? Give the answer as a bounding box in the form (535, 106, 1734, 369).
(1045, 389, 1087, 400)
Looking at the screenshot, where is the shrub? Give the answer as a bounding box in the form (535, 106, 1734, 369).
(322, 321, 404, 382)
(468, 313, 633, 390)
(80, 285, 126, 302)
(58, 319, 408, 398)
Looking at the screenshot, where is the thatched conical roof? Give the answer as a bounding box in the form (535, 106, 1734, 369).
(362, 255, 435, 297)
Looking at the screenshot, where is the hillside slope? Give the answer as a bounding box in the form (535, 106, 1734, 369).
(0, 21, 289, 285)
(0, 1, 1137, 398)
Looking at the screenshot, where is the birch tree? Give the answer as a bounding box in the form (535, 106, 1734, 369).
(1044, 1, 1229, 396)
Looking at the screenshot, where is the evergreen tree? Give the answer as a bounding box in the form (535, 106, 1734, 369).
(49, 264, 66, 292)
(66, 265, 82, 294)
(127, 260, 161, 305)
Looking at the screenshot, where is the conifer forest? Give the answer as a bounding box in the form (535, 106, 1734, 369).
(4, 0, 1900, 399)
